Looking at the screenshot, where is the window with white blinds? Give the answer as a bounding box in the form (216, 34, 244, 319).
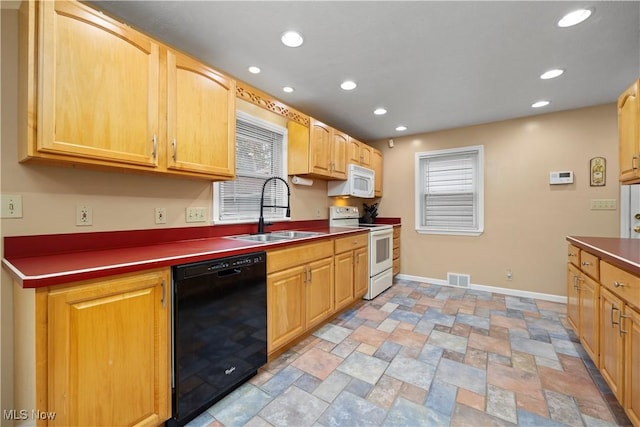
(213, 111, 288, 223)
(415, 145, 484, 235)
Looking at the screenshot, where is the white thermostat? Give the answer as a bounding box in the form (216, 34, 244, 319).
(549, 171, 574, 185)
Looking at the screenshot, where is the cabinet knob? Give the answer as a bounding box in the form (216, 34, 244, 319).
(634, 225, 640, 233)
(613, 281, 625, 288)
(581, 261, 590, 266)
(634, 213, 640, 220)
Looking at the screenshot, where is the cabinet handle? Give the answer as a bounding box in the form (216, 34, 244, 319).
(172, 138, 177, 161)
(633, 155, 638, 171)
(161, 279, 166, 307)
(634, 226, 640, 233)
(568, 253, 576, 257)
(573, 275, 582, 291)
(620, 314, 629, 336)
(152, 134, 157, 159)
(611, 305, 620, 326)
(581, 261, 591, 266)
(613, 281, 625, 288)
(309, 267, 313, 282)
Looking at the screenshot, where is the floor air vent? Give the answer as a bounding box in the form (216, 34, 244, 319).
(447, 272, 470, 287)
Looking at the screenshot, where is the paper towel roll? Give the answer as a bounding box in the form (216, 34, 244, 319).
(291, 176, 313, 186)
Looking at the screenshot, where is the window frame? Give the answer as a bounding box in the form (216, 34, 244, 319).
(414, 145, 484, 236)
(212, 111, 288, 225)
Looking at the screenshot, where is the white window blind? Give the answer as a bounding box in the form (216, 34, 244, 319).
(214, 112, 287, 223)
(415, 146, 484, 235)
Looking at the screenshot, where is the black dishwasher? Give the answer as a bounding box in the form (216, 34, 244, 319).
(170, 251, 267, 426)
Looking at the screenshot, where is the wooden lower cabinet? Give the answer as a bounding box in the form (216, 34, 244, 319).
(600, 283, 626, 404)
(566, 262, 581, 333)
(579, 273, 600, 363)
(626, 306, 640, 426)
(392, 226, 400, 276)
(267, 240, 334, 355)
(334, 234, 369, 312)
(45, 269, 171, 427)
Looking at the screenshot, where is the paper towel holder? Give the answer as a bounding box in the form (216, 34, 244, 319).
(291, 176, 314, 186)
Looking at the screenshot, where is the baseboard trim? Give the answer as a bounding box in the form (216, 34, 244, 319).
(395, 273, 567, 304)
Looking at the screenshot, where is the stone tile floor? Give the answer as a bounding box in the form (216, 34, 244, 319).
(187, 278, 632, 427)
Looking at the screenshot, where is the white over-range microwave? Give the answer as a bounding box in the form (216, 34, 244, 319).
(327, 164, 375, 198)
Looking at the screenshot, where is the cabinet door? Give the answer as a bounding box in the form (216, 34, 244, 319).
(600, 287, 625, 402)
(360, 144, 373, 167)
(331, 130, 348, 179)
(334, 251, 354, 311)
(624, 306, 640, 426)
(579, 274, 600, 365)
(167, 50, 235, 178)
(566, 263, 581, 333)
(372, 148, 383, 197)
(47, 270, 170, 427)
(619, 80, 640, 183)
(348, 137, 362, 165)
(309, 120, 333, 177)
(38, 1, 159, 167)
(354, 246, 369, 297)
(268, 266, 305, 353)
(305, 257, 334, 329)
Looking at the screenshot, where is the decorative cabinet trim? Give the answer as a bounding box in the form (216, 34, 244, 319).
(236, 83, 310, 127)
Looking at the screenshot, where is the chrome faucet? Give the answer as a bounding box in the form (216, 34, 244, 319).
(258, 177, 291, 234)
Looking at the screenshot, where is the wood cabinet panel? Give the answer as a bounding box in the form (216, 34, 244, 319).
(334, 251, 355, 311)
(600, 286, 625, 403)
(267, 266, 305, 353)
(567, 262, 581, 333)
(624, 306, 640, 426)
(619, 79, 640, 184)
(568, 244, 581, 267)
(47, 269, 170, 427)
(372, 148, 383, 197)
(580, 273, 600, 364)
(601, 260, 640, 308)
(354, 246, 369, 297)
(305, 257, 334, 329)
(335, 234, 368, 254)
(36, 1, 159, 167)
(267, 240, 333, 273)
(166, 50, 235, 178)
(580, 250, 600, 280)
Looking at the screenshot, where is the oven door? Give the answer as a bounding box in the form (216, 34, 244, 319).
(369, 228, 393, 276)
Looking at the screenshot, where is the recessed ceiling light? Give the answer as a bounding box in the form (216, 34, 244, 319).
(340, 80, 357, 91)
(558, 8, 592, 27)
(281, 31, 304, 48)
(283, 86, 294, 93)
(540, 69, 564, 80)
(248, 66, 261, 74)
(373, 108, 387, 115)
(532, 100, 550, 108)
(395, 125, 407, 132)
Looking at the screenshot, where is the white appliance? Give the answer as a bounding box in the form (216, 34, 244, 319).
(621, 184, 640, 238)
(327, 164, 375, 199)
(329, 206, 393, 299)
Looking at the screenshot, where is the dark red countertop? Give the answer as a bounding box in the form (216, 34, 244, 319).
(3, 221, 368, 289)
(566, 236, 640, 276)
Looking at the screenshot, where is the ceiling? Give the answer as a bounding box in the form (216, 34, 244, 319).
(89, 1, 640, 142)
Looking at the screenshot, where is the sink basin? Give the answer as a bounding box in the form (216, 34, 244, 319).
(227, 230, 324, 243)
(270, 231, 324, 239)
(228, 234, 290, 243)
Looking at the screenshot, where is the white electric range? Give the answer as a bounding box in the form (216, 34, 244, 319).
(329, 206, 394, 299)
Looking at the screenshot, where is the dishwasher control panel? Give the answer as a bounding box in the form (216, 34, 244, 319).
(174, 252, 266, 280)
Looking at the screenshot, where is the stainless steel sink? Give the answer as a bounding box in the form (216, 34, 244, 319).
(227, 230, 324, 243)
(270, 231, 324, 239)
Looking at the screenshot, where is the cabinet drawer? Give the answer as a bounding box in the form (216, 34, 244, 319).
(393, 257, 400, 275)
(580, 250, 599, 280)
(334, 234, 368, 254)
(393, 247, 400, 260)
(601, 261, 640, 308)
(567, 244, 581, 267)
(268, 240, 333, 273)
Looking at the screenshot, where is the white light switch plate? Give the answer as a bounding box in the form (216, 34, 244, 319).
(1, 194, 23, 218)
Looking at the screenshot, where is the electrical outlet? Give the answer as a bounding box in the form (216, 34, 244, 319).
(506, 268, 513, 280)
(155, 207, 167, 224)
(590, 199, 617, 210)
(186, 207, 206, 223)
(76, 205, 92, 226)
(316, 208, 321, 218)
(1, 194, 23, 218)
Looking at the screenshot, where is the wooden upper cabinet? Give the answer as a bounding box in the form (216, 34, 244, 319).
(166, 50, 235, 178)
(288, 119, 348, 180)
(20, 0, 236, 181)
(35, 1, 159, 167)
(372, 147, 383, 197)
(619, 79, 640, 184)
(347, 137, 372, 167)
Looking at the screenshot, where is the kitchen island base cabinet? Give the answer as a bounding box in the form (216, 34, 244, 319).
(626, 307, 640, 426)
(43, 269, 171, 427)
(600, 286, 625, 403)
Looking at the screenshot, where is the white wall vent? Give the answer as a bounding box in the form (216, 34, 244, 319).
(447, 272, 470, 287)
